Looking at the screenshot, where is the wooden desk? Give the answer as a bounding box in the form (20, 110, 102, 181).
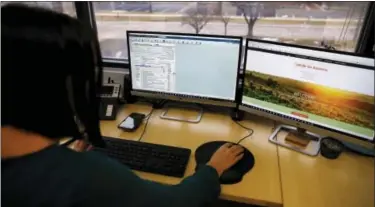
(100, 104, 374, 207)
(100, 104, 283, 207)
(276, 131, 375, 207)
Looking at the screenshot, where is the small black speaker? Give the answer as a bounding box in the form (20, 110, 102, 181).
(123, 75, 136, 103)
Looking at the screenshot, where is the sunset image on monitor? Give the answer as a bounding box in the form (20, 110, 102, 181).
(242, 49, 375, 140)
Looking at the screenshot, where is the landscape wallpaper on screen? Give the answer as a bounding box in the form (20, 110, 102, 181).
(243, 71, 374, 131)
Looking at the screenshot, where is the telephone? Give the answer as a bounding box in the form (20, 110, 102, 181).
(98, 83, 121, 120)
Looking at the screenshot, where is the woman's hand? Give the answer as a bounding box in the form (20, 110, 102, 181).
(206, 143, 244, 176)
(69, 140, 93, 152)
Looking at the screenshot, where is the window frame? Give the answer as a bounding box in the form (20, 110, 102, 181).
(75, 2, 129, 69)
(81, 2, 374, 70)
(355, 2, 374, 56)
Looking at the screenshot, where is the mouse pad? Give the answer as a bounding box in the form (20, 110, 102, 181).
(194, 141, 255, 183)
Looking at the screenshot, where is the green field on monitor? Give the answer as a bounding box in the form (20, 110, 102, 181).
(243, 96, 374, 138)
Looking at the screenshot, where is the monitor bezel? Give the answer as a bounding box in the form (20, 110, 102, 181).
(126, 30, 243, 107)
(246, 38, 373, 59)
(240, 38, 375, 143)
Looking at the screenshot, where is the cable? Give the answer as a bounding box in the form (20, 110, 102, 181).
(236, 129, 254, 144)
(144, 108, 154, 119)
(271, 121, 279, 140)
(234, 120, 253, 131)
(138, 108, 154, 142)
(271, 121, 278, 131)
(137, 99, 165, 142)
(154, 99, 167, 109)
(234, 121, 254, 144)
(197, 104, 254, 144)
(193, 103, 254, 144)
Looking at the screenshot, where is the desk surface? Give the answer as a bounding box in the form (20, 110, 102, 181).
(100, 104, 283, 207)
(100, 103, 374, 207)
(276, 131, 375, 207)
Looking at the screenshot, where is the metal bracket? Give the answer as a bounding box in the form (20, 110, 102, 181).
(160, 103, 203, 123)
(269, 125, 322, 156)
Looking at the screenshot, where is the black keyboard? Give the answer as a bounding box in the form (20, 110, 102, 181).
(93, 137, 191, 178)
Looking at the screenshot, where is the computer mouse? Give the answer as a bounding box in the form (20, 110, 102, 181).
(195, 141, 255, 184)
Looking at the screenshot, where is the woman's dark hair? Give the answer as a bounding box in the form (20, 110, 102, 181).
(1, 4, 105, 146)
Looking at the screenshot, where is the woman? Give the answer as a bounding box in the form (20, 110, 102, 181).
(1, 4, 244, 207)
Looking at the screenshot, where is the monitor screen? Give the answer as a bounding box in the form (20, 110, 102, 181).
(242, 42, 375, 141)
(127, 32, 241, 103)
(247, 40, 374, 67)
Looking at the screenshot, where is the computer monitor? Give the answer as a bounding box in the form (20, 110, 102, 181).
(127, 31, 242, 107)
(240, 39, 375, 143)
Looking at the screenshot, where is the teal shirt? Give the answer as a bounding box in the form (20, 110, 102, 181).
(2, 144, 221, 207)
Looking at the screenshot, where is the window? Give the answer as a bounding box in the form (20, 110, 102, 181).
(2, 2, 76, 17)
(93, 1, 370, 61)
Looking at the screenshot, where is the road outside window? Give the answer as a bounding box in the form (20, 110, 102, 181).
(93, 1, 368, 60)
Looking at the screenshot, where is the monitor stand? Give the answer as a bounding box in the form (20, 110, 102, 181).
(269, 125, 322, 156)
(159, 102, 203, 123)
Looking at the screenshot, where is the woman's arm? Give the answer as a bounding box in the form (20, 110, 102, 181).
(138, 165, 221, 207)
(83, 143, 243, 207)
(84, 154, 220, 207)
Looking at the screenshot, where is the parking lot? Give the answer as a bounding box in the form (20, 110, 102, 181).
(94, 2, 193, 14)
(93, 2, 356, 19)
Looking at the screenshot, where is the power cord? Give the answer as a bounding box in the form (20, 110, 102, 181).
(138, 108, 154, 142)
(198, 103, 254, 144)
(234, 121, 254, 144)
(137, 100, 166, 142)
(271, 121, 278, 139)
(144, 108, 154, 119)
